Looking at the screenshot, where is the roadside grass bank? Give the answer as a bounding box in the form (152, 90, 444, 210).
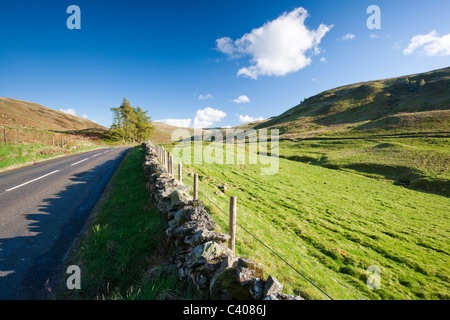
(0, 142, 104, 173)
(57, 145, 200, 300)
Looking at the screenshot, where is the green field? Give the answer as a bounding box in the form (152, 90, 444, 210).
(278, 137, 450, 197)
(165, 140, 450, 300)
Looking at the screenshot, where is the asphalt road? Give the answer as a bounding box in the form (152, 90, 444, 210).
(0, 147, 131, 299)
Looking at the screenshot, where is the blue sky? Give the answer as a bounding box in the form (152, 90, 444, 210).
(1, 0, 449, 128)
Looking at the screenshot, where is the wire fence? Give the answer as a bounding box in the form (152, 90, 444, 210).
(156, 143, 366, 300)
(1, 126, 101, 148)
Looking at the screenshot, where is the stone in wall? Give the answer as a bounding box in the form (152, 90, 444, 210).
(141, 142, 304, 300)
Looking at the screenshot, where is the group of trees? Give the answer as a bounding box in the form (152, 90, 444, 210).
(109, 98, 155, 144)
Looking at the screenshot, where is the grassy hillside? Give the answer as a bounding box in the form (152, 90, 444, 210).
(253, 67, 450, 139)
(0, 97, 195, 171)
(0, 97, 181, 144)
(0, 97, 106, 131)
(234, 67, 450, 197)
(0, 97, 112, 171)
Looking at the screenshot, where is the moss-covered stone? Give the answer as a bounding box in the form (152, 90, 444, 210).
(236, 258, 264, 284)
(216, 267, 253, 300)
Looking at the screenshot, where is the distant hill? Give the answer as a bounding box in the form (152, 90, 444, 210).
(250, 66, 450, 139)
(0, 97, 106, 131)
(0, 97, 196, 144)
(5, 66, 448, 142)
(151, 122, 195, 144)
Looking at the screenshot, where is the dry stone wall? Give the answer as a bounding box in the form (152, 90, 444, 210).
(142, 141, 303, 300)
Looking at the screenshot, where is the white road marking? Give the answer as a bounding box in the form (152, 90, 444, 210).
(5, 170, 60, 192)
(2, 149, 115, 194)
(70, 158, 90, 167)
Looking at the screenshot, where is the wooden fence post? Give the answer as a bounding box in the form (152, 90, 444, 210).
(168, 152, 173, 177)
(194, 173, 198, 200)
(3, 128, 6, 144)
(178, 162, 182, 182)
(229, 196, 237, 254)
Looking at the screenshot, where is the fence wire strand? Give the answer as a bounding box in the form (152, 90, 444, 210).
(153, 144, 365, 300)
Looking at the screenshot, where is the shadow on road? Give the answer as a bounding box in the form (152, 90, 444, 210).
(0, 148, 130, 299)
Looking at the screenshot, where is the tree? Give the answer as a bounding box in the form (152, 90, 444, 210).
(134, 106, 154, 142)
(109, 98, 155, 143)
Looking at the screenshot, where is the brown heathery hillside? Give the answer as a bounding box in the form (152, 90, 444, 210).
(0, 97, 193, 144)
(0, 97, 106, 131)
(152, 122, 196, 144)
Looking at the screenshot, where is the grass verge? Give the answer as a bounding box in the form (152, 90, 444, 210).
(0, 142, 104, 173)
(57, 145, 200, 300)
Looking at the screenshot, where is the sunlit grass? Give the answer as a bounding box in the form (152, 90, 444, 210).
(278, 138, 450, 197)
(165, 141, 450, 300)
(0, 141, 102, 171)
(59, 145, 200, 300)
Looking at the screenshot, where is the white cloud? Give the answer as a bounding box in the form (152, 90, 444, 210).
(403, 30, 450, 56)
(392, 40, 403, 50)
(338, 33, 355, 41)
(238, 115, 264, 123)
(215, 7, 333, 79)
(320, 57, 327, 63)
(60, 108, 89, 120)
(370, 33, 380, 39)
(231, 95, 250, 104)
(60, 108, 77, 116)
(194, 107, 227, 128)
(216, 37, 236, 56)
(155, 107, 227, 128)
(155, 119, 193, 128)
(198, 93, 213, 100)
